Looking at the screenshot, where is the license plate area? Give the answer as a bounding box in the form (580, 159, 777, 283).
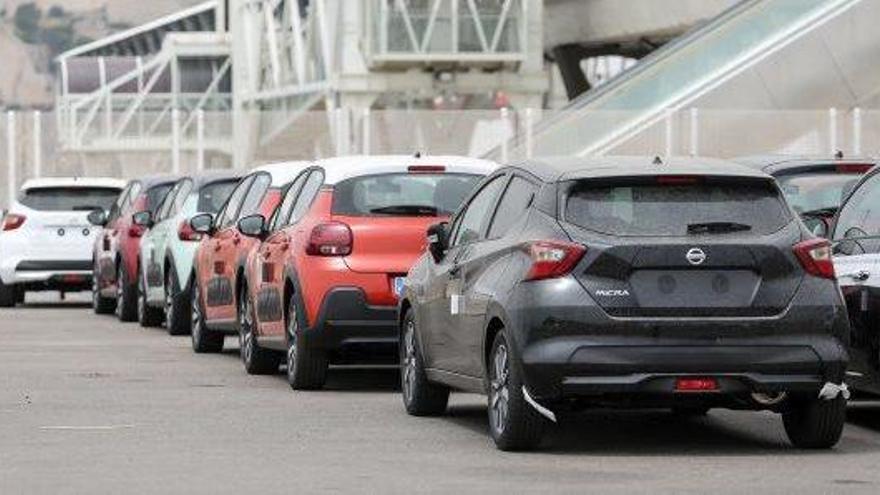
(629, 269, 759, 308)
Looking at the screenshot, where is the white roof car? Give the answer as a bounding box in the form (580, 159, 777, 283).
(0, 177, 127, 306)
(253, 161, 315, 186)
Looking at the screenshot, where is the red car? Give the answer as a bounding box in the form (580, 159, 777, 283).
(88, 176, 177, 321)
(235, 155, 497, 388)
(188, 162, 312, 353)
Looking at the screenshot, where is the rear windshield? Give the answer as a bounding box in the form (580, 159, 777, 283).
(197, 180, 238, 214)
(332, 173, 480, 216)
(564, 179, 791, 236)
(146, 184, 174, 214)
(19, 187, 121, 211)
(777, 171, 863, 214)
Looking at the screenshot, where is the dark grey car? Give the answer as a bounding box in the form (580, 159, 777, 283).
(398, 156, 850, 451)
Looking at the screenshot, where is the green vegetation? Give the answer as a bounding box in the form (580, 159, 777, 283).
(13, 3, 42, 44)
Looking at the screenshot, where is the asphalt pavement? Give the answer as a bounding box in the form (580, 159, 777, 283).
(2, 293, 880, 494)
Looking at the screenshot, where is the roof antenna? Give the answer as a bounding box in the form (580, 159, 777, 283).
(414, 151, 422, 159)
(653, 155, 664, 166)
(834, 150, 844, 160)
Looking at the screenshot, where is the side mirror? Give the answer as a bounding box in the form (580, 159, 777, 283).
(87, 209, 108, 227)
(132, 210, 153, 228)
(427, 222, 449, 263)
(189, 213, 215, 236)
(238, 214, 267, 239)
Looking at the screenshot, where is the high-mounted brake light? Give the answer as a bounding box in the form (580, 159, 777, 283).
(408, 165, 446, 174)
(793, 238, 835, 280)
(2, 214, 26, 231)
(178, 219, 202, 242)
(835, 163, 873, 174)
(306, 222, 353, 256)
(655, 175, 701, 185)
(522, 241, 586, 281)
(675, 377, 718, 392)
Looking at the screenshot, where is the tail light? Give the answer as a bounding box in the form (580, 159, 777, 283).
(306, 222, 352, 256)
(128, 224, 146, 238)
(835, 163, 873, 174)
(522, 241, 586, 281)
(408, 165, 446, 174)
(794, 239, 835, 279)
(656, 175, 701, 185)
(675, 377, 718, 392)
(2, 214, 26, 231)
(178, 219, 202, 242)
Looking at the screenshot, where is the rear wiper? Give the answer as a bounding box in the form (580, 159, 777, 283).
(800, 207, 838, 218)
(369, 205, 439, 216)
(687, 222, 752, 234)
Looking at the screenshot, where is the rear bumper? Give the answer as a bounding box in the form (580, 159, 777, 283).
(521, 335, 848, 402)
(0, 257, 92, 288)
(301, 288, 398, 363)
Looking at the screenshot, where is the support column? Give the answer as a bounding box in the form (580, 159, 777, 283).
(196, 109, 205, 172)
(829, 107, 838, 154)
(853, 107, 862, 156)
(32, 111, 42, 178)
(6, 111, 16, 209)
(171, 108, 181, 174)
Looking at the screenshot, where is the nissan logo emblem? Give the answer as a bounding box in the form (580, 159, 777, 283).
(686, 247, 706, 266)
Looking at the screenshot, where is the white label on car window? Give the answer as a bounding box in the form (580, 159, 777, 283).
(450, 294, 461, 315)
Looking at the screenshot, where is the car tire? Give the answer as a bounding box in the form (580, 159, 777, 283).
(488, 330, 547, 451)
(137, 268, 163, 327)
(0, 280, 16, 307)
(190, 277, 224, 353)
(115, 262, 137, 322)
(782, 395, 846, 449)
(15, 288, 25, 305)
(238, 285, 281, 375)
(92, 262, 115, 314)
(285, 294, 327, 390)
(400, 308, 449, 416)
(164, 265, 191, 336)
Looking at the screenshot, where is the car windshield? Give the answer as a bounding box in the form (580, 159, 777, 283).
(776, 172, 862, 214)
(564, 178, 791, 237)
(19, 187, 121, 211)
(332, 173, 480, 216)
(197, 180, 238, 214)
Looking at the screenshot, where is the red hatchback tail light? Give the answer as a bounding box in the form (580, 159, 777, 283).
(128, 224, 146, 238)
(2, 213, 26, 231)
(794, 239, 835, 280)
(675, 377, 718, 392)
(306, 222, 353, 256)
(178, 219, 202, 242)
(522, 241, 586, 281)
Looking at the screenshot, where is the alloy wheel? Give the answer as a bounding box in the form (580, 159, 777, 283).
(164, 270, 174, 331)
(402, 321, 418, 404)
(239, 294, 254, 366)
(286, 304, 298, 383)
(489, 343, 511, 436)
(191, 283, 202, 343)
(137, 272, 146, 323)
(115, 265, 124, 318)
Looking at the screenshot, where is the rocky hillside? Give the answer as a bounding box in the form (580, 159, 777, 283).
(0, 0, 203, 108)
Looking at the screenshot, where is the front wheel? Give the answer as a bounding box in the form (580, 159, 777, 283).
(401, 308, 449, 416)
(488, 330, 547, 451)
(190, 278, 223, 353)
(285, 295, 327, 390)
(238, 286, 281, 375)
(0, 280, 16, 307)
(137, 268, 163, 327)
(782, 395, 846, 449)
(92, 262, 114, 314)
(164, 265, 191, 336)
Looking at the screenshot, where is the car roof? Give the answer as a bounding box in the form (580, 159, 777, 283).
(732, 154, 878, 175)
(188, 171, 243, 188)
(314, 155, 499, 185)
(252, 161, 314, 187)
(131, 174, 180, 189)
(20, 177, 127, 191)
(516, 156, 772, 182)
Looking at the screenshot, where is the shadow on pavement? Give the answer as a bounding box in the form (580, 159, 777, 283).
(845, 403, 880, 432)
(18, 302, 92, 309)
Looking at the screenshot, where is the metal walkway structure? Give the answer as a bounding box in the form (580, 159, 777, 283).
(504, 0, 880, 160)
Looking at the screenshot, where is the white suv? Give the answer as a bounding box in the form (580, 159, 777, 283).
(0, 178, 126, 306)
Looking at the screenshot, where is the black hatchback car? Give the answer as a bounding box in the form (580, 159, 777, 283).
(399, 156, 850, 451)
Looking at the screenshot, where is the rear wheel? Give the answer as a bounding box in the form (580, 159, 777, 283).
(285, 294, 327, 390)
(92, 262, 114, 314)
(190, 278, 223, 353)
(16, 289, 25, 305)
(488, 330, 547, 451)
(137, 268, 163, 327)
(164, 265, 191, 336)
(782, 395, 846, 449)
(401, 308, 449, 416)
(238, 285, 281, 375)
(0, 280, 16, 307)
(115, 262, 137, 322)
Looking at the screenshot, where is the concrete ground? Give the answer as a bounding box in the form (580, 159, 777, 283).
(2, 293, 880, 494)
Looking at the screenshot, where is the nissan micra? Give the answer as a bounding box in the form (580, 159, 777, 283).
(399, 156, 850, 451)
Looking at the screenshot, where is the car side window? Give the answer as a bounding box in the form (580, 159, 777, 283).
(287, 170, 325, 226)
(450, 175, 506, 248)
(271, 172, 309, 231)
(487, 176, 539, 239)
(216, 176, 254, 230)
(238, 173, 272, 221)
(107, 183, 133, 223)
(835, 173, 880, 254)
(127, 182, 142, 209)
(156, 181, 182, 222)
(172, 179, 194, 215)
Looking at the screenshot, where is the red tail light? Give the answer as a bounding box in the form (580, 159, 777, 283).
(2, 214, 26, 231)
(656, 175, 701, 185)
(793, 239, 835, 280)
(178, 219, 202, 242)
(306, 222, 353, 256)
(835, 163, 873, 174)
(675, 377, 718, 392)
(408, 165, 446, 174)
(522, 241, 586, 281)
(128, 224, 146, 238)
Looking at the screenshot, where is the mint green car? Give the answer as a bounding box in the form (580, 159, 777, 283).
(135, 173, 240, 333)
